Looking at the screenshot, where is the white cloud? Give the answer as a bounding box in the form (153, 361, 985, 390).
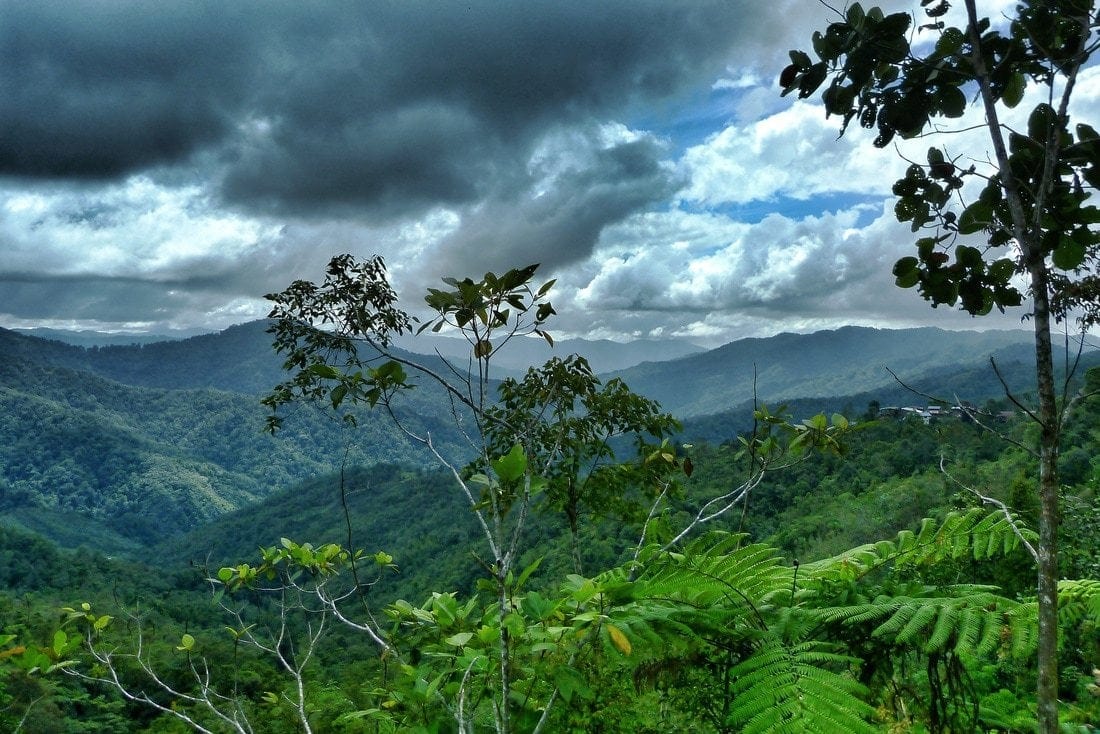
(678, 101, 903, 206)
(0, 177, 283, 281)
(548, 196, 1023, 347)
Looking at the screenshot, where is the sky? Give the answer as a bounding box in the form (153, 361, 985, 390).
(1, 0, 1092, 347)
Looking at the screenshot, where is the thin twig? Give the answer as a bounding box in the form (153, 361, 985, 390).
(939, 455, 1038, 562)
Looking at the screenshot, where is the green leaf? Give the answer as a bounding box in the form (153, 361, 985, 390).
(492, 444, 527, 482)
(307, 363, 342, 380)
(958, 201, 992, 234)
(988, 258, 1016, 282)
(789, 49, 812, 68)
(1076, 122, 1100, 141)
(1028, 103, 1055, 141)
(553, 665, 592, 703)
(934, 85, 966, 118)
(892, 256, 918, 277)
(1053, 240, 1086, 270)
(1002, 71, 1025, 108)
(895, 270, 920, 288)
(444, 632, 473, 647)
(846, 2, 864, 28)
(934, 26, 965, 56)
(330, 383, 348, 409)
(516, 556, 543, 590)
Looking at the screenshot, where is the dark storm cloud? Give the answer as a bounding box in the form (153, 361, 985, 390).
(0, 1, 258, 178)
(2, 0, 760, 217)
(428, 133, 682, 277)
(0, 275, 201, 323)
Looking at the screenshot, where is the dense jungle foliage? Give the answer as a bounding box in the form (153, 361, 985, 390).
(2, 288, 1099, 732)
(6, 0, 1100, 726)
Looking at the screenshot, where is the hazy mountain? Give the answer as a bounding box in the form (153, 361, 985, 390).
(680, 344, 1100, 443)
(396, 332, 704, 375)
(3, 320, 1085, 555)
(610, 326, 1056, 418)
(5, 321, 703, 386)
(12, 327, 198, 347)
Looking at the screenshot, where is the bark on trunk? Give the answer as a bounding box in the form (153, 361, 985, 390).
(1030, 266, 1061, 734)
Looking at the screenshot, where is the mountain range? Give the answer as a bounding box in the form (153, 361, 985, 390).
(2, 320, 1094, 557)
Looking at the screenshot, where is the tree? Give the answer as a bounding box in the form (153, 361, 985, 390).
(782, 2, 1100, 729)
(479, 354, 680, 574)
(62, 256, 861, 733)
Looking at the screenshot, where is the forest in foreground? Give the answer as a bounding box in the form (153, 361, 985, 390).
(1, 264, 1098, 733)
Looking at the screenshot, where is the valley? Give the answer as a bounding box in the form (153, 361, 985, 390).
(2, 320, 1098, 732)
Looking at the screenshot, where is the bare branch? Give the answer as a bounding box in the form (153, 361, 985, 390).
(939, 455, 1038, 562)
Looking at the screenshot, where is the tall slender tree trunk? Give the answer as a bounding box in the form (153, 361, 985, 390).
(1029, 265, 1061, 734)
(964, 4, 1065, 725)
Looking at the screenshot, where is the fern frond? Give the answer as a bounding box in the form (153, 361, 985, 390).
(820, 589, 1029, 659)
(894, 602, 939, 645)
(638, 533, 790, 611)
(1059, 578, 1100, 627)
(926, 601, 958, 652)
(976, 606, 1003, 657)
(725, 637, 877, 734)
(802, 509, 1032, 584)
(954, 607, 983, 657)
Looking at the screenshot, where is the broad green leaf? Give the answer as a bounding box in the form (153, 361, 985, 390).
(516, 556, 543, 590)
(958, 201, 992, 234)
(1002, 71, 1025, 108)
(553, 665, 591, 703)
(330, 383, 347, 409)
(492, 444, 527, 482)
(935, 85, 966, 118)
(989, 258, 1016, 282)
(444, 632, 473, 647)
(935, 26, 965, 56)
(307, 363, 342, 380)
(892, 256, 918, 277)
(1053, 240, 1086, 270)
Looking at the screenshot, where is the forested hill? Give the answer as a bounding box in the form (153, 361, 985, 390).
(612, 325, 1054, 417)
(2, 321, 1091, 555)
(0, 325, 471, 551)
(2, 321, 305, 395)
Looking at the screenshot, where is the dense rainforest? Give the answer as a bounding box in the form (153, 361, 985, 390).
(6, 1, 1100, 728)
(1, 286, 1099, 732)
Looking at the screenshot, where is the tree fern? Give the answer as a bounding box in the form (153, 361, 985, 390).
(802, 508, 1034, 584)
(621, 512, 1054, 732)
(637, 533, 791, 611)
(1059, 578, 1100, 628)
(817, 589, 1031, 659)
(723, 636, 877, 734)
